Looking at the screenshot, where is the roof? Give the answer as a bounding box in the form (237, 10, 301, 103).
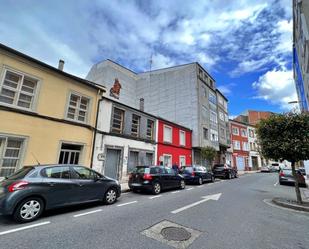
(0, 43, 106, 92)
(216, 89, 228, 101)
(102, 96, 192, 131)
(229, 119, 249, 127)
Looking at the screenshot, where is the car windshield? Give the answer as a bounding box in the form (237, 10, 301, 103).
(132, 167, 150, 174)
(6, 166, 35, 180)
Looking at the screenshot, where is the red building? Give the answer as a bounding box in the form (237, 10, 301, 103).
(156, 118, 192, 167)
(230, 120, 249, 171)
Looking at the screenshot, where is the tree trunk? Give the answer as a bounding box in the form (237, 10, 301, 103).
(291, 161, 303, 204)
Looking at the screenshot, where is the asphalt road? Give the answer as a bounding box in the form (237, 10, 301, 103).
(0, 173, 308, 249)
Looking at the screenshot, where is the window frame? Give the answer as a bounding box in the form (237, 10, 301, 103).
(210, 129, 218, 142)
(163, 154, 172, 167)
(210, 110, 218, 124)
(232, 127, 239, 135)
(0, 67, 41, 112)
(203, 128, 209, 140)
(41, 166, 71, 179)
(146, 119, 154, 140)
(131, 114, 141, 137)
(163, 125, 173, 143)
(241, 128, 247, 137)
(0, 133, 27, 177)
(57, 141, 84, 165)
(233, 140, 241, 150)
(111, 107, 125, 134)
(179, 130, 186, 146)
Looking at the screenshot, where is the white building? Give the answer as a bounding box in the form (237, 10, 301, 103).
(247, 125, 262, 170)
(93, 97, 157, 183)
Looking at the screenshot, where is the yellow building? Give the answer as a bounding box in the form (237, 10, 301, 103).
(0, 44, 105, 177)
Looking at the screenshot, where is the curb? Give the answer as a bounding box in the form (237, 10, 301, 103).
(272, 198, 309, 212)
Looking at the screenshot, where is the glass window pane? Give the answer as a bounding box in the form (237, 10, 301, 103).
(5, 71, 20, 83)
(0, 95, 14, 104)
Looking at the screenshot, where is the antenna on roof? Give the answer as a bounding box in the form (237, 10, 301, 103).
(31, 153, 41, 165)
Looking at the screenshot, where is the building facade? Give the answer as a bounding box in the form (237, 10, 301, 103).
(86, 60, 229, 166)
(230, 120, 249, 171)
(235, 110, 273, 126)
(92, 98, 157, 182)
(0, 44, 105, 177)
(293, 0, 309, 111)
(157, 118, 192, 167)
(247, 125, 262, 170)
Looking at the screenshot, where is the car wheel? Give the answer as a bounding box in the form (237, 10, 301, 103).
(13, 197, 44, 223)
(227, 172, 231, 179)
(198, 177, 203, 185)
(152, 182, 161, 195)
(104, 188, 118, 205)
(179, 180, 185, 189)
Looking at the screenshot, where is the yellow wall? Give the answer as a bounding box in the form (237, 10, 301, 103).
(1, 111, 94, 166)
(0, 51, 102, 168)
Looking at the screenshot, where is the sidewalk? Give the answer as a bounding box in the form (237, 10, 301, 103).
(120, 182, 130, 193)
(238, 170, 259, 176)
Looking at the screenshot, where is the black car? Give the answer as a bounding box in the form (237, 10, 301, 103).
(212, 164, 238, 179)
(279, 168, 307, 187)
(180, 165, 214, 185)
(128, 166, 185, 194)
(0, 164, 121, 223)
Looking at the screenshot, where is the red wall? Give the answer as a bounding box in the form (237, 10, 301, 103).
(157, 119, 192, 166)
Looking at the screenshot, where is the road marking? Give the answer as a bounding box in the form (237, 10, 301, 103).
(73, 209, 103, 218)
(0, 221, 51, 236)
(274, 181, 279, 186)
(149, 195, 162, 199)
(171, 191, 180, 194)
(117, 201, 138, 207)
(186, 187, 194, 191)
(171, 193, 222, 214)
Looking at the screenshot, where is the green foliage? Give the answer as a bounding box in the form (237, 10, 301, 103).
(200, 146, 217, 163)
(256, 112, 309, 162)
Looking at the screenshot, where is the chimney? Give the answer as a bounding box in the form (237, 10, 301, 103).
(58, 60, 65, 71)
(139, 98, 144, 111)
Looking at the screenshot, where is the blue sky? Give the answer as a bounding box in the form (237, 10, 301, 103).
(0, 0, 295, 116)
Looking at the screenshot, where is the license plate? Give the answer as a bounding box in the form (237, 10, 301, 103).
(131, 183, 141, 187)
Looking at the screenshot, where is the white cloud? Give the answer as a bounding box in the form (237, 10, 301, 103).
(151, 53, 175, 70)
(252, 68, 298, 110)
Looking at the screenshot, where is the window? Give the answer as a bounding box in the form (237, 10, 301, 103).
(71, 166, 100, 180)
(241, 129, 247, 137)
(233, 141, 241, 150)
(58, 143, 82, 165)
(209, 92, 217, 105)
(203, 128, 208, 140)
(225, 114, 229, 122)
(41, 166, 70, 179)
(131, 114, 140, 137)
(0, 69, 38, 110)
(210, 129, 218, 141)
(179, 130, 186, 146)
(201, 85, 207, 97)
(220, 127, 226, 139)
(163, 125, 172, 143)
(210, 111, 218, 124)
(218, 96, 224, 105)
(232, 127, 239, 135)
(210, 80, 214, 88)
(250, 142, 254, 151)
(242, 142, 249, 151)
(111, 107, 124, 133)
(0, 136, 25, 177)
(146, 119, 154, 140)
(179, 156, 186, 166)
(249, 129, 255, 138)
(67, 93, 90, 123)
(163, 154, 172, 166)
(219, 111, 224, 121)
(202, 105, 208, 119)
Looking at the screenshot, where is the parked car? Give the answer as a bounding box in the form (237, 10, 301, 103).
(270, 163, 280, 172)
(0, 164, 121, 223)
(279, 168, 307, 187)
(261, 166, 277, 173)
(180, 165, 214, 185)
(212, 164, 238, 179)
(128, 166, 185, 194)
(298, 168, 306, 176)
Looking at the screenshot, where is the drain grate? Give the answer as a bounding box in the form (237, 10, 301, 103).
(161, 226, 191, 241)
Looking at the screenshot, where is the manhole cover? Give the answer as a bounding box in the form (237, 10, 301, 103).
(161, 226, 191, 241)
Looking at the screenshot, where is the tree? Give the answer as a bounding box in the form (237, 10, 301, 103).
(201, 146, 217, 168)
(256, 112, 309, 204)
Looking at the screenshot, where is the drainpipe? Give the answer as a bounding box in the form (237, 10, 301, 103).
(90, 90, 104, 168)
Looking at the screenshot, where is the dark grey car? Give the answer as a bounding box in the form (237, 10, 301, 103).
(0, 164, 121, 223)
(279, 168, 307, 187)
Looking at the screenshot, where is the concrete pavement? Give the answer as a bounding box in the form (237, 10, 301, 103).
(0, 173, 308, 249)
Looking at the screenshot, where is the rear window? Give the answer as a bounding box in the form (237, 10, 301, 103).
(194, 166, 205, 172)
(181, 167, 193, 173)
(6, 167, 35, 180)
(132, 167, 150, 174)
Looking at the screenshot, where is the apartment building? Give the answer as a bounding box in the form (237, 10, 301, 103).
(293, 0, 309, 111)
(86, 60, 229, 166)
(235, 110, 273, 126)
(247, 125, 262, 170)
(0, 43, 105, 177)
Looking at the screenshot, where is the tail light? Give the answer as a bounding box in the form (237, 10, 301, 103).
(143, 173, 152, 180)
(191, 172, 195, 177)
(8, 181, 29, 192)
(279, 171, 284, 177)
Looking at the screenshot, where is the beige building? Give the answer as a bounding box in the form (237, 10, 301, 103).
(0, 44, 105, 177)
